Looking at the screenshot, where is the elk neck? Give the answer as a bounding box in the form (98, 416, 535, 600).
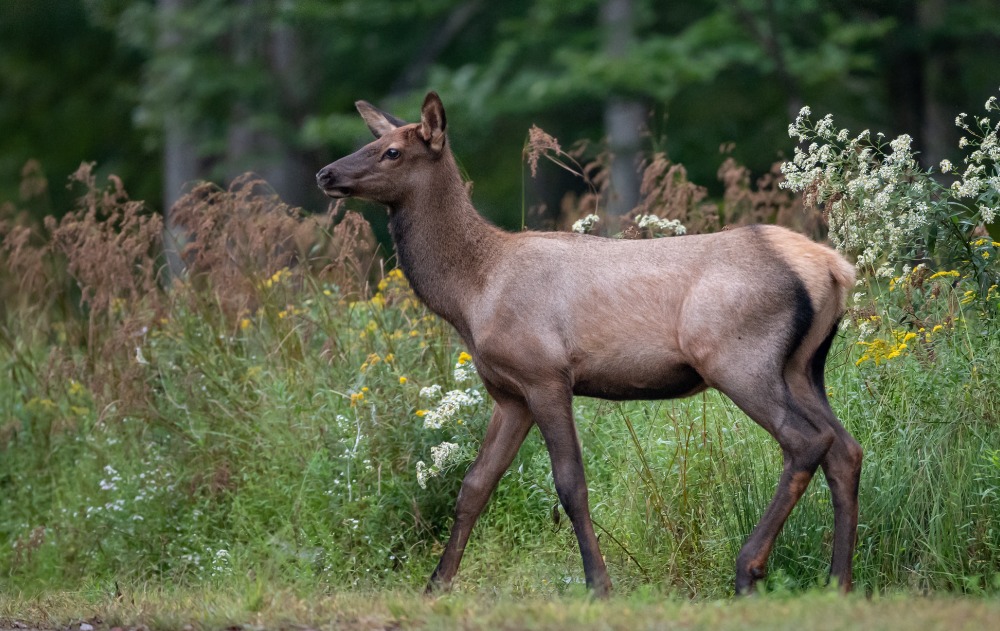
(387, 150, 504, 339)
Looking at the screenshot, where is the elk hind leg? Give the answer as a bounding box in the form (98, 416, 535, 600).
(803, 325, 863, 592)
(818, 421, 862, 592)
(723, 383, 835, 594)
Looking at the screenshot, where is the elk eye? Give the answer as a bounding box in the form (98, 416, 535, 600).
(383, 148, 401, 160)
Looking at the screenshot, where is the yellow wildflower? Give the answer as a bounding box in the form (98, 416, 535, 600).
(415, 409, 427, 417)
(929, 270, 960, 280)
(457, 351, 472, 365)
(350, 392, 364, 406)
(399, 376, 408, 385)
(240, 318, 252, 330)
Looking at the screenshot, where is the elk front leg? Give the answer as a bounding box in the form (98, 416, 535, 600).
(426, 397, 533, 593)
(529, 384, 612, 598)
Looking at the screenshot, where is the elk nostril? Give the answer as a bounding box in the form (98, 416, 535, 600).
(316, 169, 330, 186)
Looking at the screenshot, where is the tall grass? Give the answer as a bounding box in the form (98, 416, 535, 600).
(2, 159, 999, 599)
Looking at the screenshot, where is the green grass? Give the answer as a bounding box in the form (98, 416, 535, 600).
(3, 264, 1000, 597)
(2, 173, 1000, 603)
(4, 587, 1000, 631)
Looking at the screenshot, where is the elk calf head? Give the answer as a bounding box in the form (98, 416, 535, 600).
(316, 93, 447, 206)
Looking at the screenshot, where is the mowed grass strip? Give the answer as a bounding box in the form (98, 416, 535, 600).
(3, 589, 1000, 631)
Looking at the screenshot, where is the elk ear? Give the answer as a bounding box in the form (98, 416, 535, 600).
(355, 100, 407, 138)
(418, 92, 447, 153)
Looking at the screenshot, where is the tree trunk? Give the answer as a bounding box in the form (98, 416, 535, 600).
(602, 0, 644, 221)
(158, 0, 198, 278)
(225, 1, 311, 207)
(918, 0, 949, 169)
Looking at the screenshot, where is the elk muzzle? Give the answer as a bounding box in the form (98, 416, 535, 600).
(316, 166, 351, 198)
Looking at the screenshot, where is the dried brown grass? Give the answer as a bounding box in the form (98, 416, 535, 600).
(525, 126, 825, 239)
(0, 162, 380, 415)
(170, 173, 378, 318)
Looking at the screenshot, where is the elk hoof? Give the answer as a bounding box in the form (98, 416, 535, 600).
(735, 566, 766, 595)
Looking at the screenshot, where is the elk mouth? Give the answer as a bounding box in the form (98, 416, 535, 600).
(320, 185, 352, 199)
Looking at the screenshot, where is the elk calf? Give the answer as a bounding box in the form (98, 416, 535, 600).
(316, 93, 861, 597)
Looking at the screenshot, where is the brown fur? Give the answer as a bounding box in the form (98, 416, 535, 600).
(316, 92, 863, 597)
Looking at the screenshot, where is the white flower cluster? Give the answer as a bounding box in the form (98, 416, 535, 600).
(635, 214, 687, 236)
(420, 387, 483, 430)
(418, 384, 442, 399)
(950, 101, 1000, 224)
(571, 214, 600, 234)
(782, 109, 933, 277)
(452, 354, 478, 383)
(431, 441, 460, 469)
(416, 441, 462, 489)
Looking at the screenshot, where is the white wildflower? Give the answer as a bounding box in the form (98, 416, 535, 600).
(416, 461, 430, 489)
(419, 384, 442, 399)
(571, 214, 600, 234)
(635, 214, 686, 236)
(939, 159, 953, 174)
(889, 134, 912, 155)
(430, 441, 460, 470)
(421, 388, 483, 429)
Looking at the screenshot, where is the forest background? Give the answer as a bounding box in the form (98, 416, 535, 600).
(3, 0, 999, 230)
